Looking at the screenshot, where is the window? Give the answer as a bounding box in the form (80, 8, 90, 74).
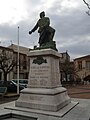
(23, 61, 27, 69)
(86, 61, 90, 70)
(23, 55, 27, 70)
(78, 61, 82, 70)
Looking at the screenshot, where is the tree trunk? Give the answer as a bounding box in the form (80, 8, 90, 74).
(65, 73, 68, 82)
(4, 73, 8, 87)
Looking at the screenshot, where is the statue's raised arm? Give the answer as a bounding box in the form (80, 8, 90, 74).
(29, 11, 57, 51)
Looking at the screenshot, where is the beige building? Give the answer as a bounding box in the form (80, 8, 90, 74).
(74, 55, 90, 81)
(0, 44, 89, 83)
(0, 44, 30, 81)
(8, 44, 30, 80)
(60, 51, 70, 63)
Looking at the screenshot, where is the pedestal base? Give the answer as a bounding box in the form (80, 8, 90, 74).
(15, 87, 71, 112)
(16, 49, 72, 112)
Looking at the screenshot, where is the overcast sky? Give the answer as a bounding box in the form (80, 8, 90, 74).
(0, 0, 90, 60)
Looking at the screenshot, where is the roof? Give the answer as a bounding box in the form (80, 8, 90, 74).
(74, 55, 90, 61)
(0, 46, 14, 52)
(8, 44, 31, 55)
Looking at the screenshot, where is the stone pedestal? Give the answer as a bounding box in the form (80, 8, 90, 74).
(15, 49, 71, 112)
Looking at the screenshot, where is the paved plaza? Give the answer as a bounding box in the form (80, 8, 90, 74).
(0, 84, 90, 120)
(0, 98, 90, 120)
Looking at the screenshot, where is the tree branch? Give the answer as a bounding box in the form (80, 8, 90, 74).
(83, 0, 90, 15)
(83, 0, 90, 9)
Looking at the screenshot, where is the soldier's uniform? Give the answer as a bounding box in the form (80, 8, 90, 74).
(30, 12, 55, 46)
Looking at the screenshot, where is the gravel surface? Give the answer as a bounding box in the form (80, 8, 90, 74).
(67, 84, 90, 99)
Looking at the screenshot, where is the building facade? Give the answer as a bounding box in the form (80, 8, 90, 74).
(0, 44, 30, 81)
(0, 44, 90, 83)
(74, 55, 90, 81)
(9, 44, 30, 80)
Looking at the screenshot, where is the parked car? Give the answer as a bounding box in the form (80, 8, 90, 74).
(0, 80, 24, 93)
(12, 79, 28, 88)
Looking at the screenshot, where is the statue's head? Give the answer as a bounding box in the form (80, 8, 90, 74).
(40, 11, 45, 18)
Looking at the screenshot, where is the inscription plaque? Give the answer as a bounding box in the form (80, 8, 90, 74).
(29, 57, 50, 87)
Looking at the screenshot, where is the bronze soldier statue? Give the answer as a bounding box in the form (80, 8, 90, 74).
(29, 11, 55, 47)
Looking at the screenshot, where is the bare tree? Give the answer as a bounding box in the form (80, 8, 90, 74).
(60, 60, 70, 82)
(83, 0, 90, 15)
(60, 60, 80, 85)
(0, 49, 16, 86)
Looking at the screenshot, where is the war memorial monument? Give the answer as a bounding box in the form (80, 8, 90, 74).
(4, 11, 79, 120)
